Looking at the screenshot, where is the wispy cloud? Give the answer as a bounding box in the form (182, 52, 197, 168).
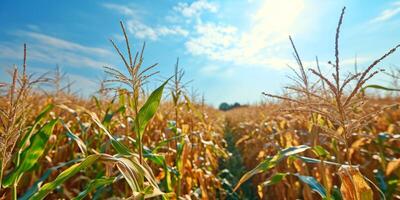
(101, 0, 316, 70)
(173, 0, 217, 18)
(0, 30, 113, 69)
(102, 3, 189, 40)
(102, 3, 137, 16)
(185, 0, 306, 69)
(185, 23, 238, 59)
(15, 31, 112, 56)
(125, 20, 188, 40)
(370, 1, 400, 23)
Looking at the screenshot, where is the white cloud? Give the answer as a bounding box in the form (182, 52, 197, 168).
(101, 0, 314, 70)
(173, 0, 218, 18)
(26, 24, 40, 31)
(370, 1, 400, 23)
(185, 23, 238, 59)
(16, 31, 112, 56)
(102, 3, 136, 16)
(103, 3, 189, 40)
(185, 0, 306, 69)
(126, 20, 188, 40)
(0, 30, 113, 69)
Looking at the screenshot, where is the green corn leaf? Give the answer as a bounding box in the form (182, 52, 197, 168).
(110, 139, 132, 156)
(102, 105, 125, 128)
(134, 78, 170, 139)
(72, 177, 116, 200)
(61, 119, 87, 155)
(34, 104, 55, 122)
(58, 104, 89, 138)
(362, 84, 400, 92)
(30, 154, 101, 200)
(144, 148, 165, 166)
(296, 156, 353, 167)
(280, 145, 310, 157)
(373, 169, 387, 194)
(260, 173, 287, 187)
(234, 145, 310, 191)
(92, 96, 102, 111)
(294, 174, 327, 198)
(332, 185, 343, 200)
(233, 157, 276, 191)
(152, 134, 185, 153)
(86, 109, 132, 156)
(118, 89, 127, 106)
(112, 156, 163, 198)
(0, 160, 3, 191)
(29, 154, 162, 200)
(19, 159, 82, 200)
(18, 104, 54, 150)
(312, 145, 330, 158)
(255, 173, 326, 199)
(3, 119, 58, 188)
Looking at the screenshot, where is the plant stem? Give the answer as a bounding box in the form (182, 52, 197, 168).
(0, 160, 3, 193)
(12, 183, 17, 200)
(319, 159, 331, 200)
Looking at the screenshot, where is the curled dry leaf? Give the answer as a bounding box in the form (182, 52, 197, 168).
(338, 166, 373, 200)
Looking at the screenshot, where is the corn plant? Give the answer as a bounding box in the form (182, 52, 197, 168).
(235, 7, 400, 199)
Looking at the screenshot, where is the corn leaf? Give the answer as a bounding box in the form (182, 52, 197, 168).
(312, 145, 330, 158)
(102, 105, 125, 128)
(281, 145, 310, 157)
(3, 119, 58, 188)
(338, 166, 373, 200)
(86, 110, 132, 156)
(19, 158, 82, 200)
(296, 156, 344, 166)
(134, 79, 169, 138)
(30, 154, 101, 200)
(72, 176, 116, 200)
(61, 119, 87, 156)
(294, 174, 327, 198)
(261, 173, 287, 187)
(362, 84, 400, 92)
(234, 145, 310, 191)
(18, 104, 54, 150)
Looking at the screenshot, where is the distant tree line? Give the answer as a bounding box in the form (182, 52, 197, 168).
(218, 102, 243, 111)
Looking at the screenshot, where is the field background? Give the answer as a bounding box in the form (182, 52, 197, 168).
(1, 3, 400, 200)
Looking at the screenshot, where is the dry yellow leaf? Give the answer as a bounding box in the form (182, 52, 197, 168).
(386, 158, 400, 176)
(338, 166, 373, 200)
(349, 138, 370, 159)
(182, 124, 189, 134)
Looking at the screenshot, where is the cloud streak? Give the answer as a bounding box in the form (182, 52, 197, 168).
(173, 0, 217, 18)
(370, 1, 400, 23)
(103, 3, 189, 40)
(0, 30, 113, 69)
(125, 20, 188, 40)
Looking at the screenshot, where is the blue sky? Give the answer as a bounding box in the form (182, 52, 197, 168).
(0, 0, 399, 106)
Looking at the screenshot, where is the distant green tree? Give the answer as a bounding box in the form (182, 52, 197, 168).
(219, 102, 241, 111)
(219, 102, 230, 111)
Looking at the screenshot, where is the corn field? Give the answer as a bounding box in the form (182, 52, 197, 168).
(1, 6, 400, 200)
